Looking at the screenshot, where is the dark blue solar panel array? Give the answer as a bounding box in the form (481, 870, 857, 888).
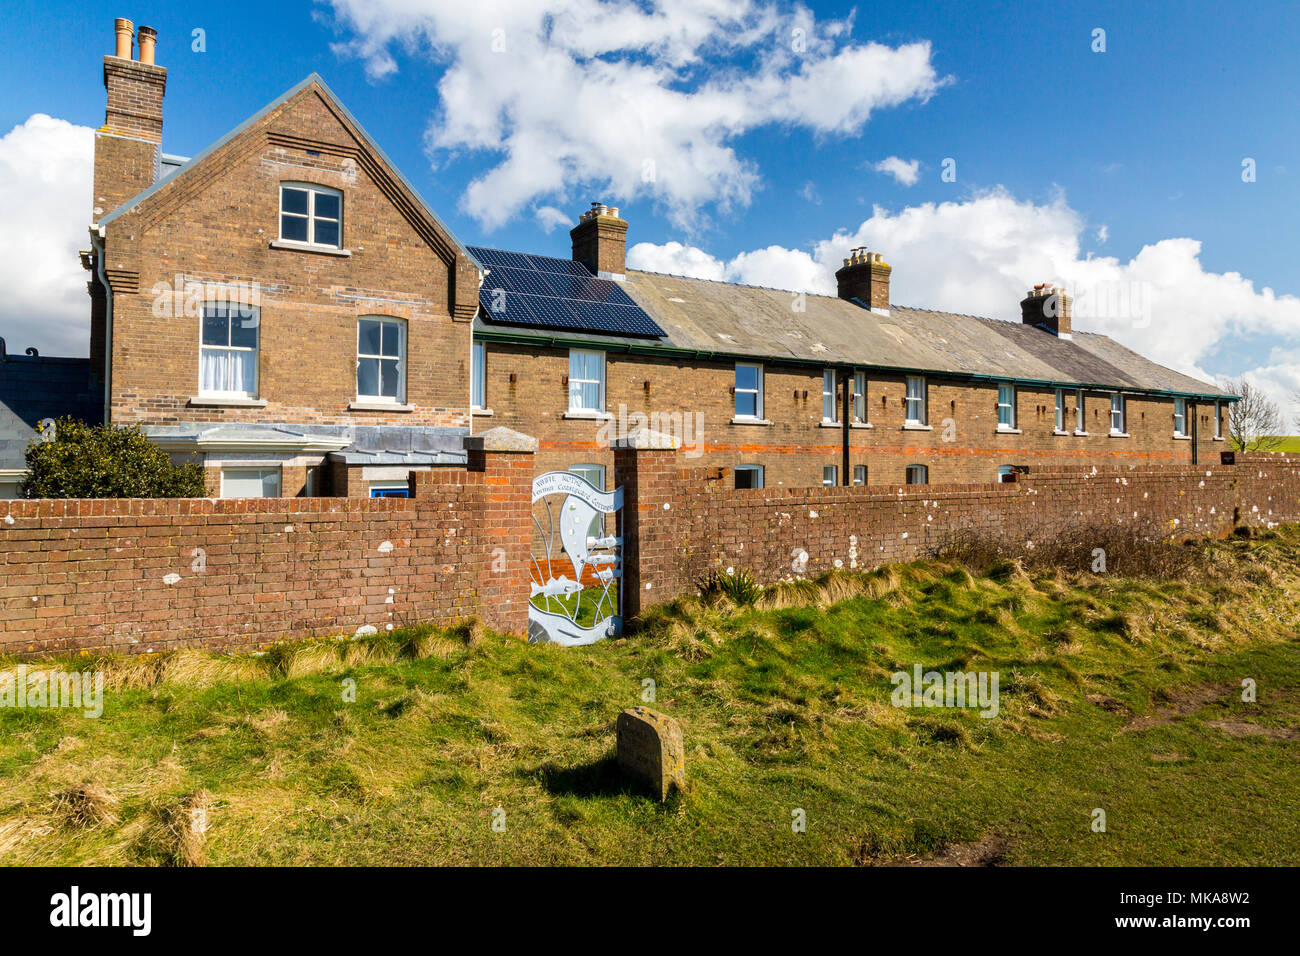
(468, 246, 666, 338)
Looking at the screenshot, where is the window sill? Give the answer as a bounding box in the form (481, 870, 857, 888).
(472, 407, 494, 417)
(1052, 429, 1070, 436)
(819, 421, 874, 429)
(1108, 431, 1131, 438)
(564, 409, 613, 421)
(731, 416, 773, 426)
(269, 239, 352, 257)
(1074, 430, 1090, 437)
(349, 401, 415, 412)
(189, 395, 267, 408)
(1173, 434, 1191, 441)
(996, 427, 1022, 435)
(1213, 436, 1226, 442)
(902, 422, 932, 431)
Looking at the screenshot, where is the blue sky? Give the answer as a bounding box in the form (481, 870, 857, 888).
(2, 0, 1298, 411)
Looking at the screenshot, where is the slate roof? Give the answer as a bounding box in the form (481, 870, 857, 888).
(141, 422, 468, 465)
(0, 355, 100, 472)
(480, 266, 1230, 400)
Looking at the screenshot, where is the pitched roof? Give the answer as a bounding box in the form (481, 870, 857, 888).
(97, 74, 483, 274)
(479, 264, 1230, 399)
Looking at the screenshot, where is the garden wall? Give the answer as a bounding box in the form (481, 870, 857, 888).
(613, 445, 1300, 616)
(0, 442, 533, 656)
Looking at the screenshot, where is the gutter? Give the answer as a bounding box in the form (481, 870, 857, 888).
(90, 227, 112, 424)
(471, 327, 1238, 404)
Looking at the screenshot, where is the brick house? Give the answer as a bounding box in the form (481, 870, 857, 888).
(85, 19, 1233, 499)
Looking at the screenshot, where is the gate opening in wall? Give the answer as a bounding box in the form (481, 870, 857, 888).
(528, 471, 624, 646)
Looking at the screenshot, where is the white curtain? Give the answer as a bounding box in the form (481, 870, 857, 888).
(201, 348, 255, 396)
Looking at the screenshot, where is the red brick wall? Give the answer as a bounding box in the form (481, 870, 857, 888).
(478, 341, 1229, 489)
(0, 450, 533, 656)
(100, 83, 476, 430)
(614, 449, 1300, 612)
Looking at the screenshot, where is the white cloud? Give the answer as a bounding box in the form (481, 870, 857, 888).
(626, 240, 726, 281)
(325, 0, 946, 230)
(0, 114, 93, 358)
(872, 155, 920, 187)
(627, 188, 1300, 414)
(1096, 224, 1109, 244)
(534, 205, 573, 233)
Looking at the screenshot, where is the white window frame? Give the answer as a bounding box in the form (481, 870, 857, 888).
(1213, 400, 1223, 439)
(568, 349, 606, 413)
(734, 363, 764, 421)
(1076, 389, 1087, 434)
(472, 340, 487, 410)
(199, 303, 260, 399)
(905, 375, 927, 425)
(734, 464, 764, 489)
(1054, 388, 1066, 432)
(220, 466, 281, 499)
(368, 481, 410, 498)
(823, 465, 838, 486)
(1173, 398, 1188, 437)
(905, 464, 928, 485)
(356, 317, 407, 404)
(853, 370, 867, 423)
(278, 182, 343, 249)
(997, 383, 1017, 430)
(822, 369, 837, 423)
(1110, 392, 1126, 435)
(853, 464, 867, 486)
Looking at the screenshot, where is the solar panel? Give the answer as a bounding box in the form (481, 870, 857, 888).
(467, 245, 666, 338)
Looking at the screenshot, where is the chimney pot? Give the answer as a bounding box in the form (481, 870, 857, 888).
(113, 17, 134, 59)
(137, 25, 157, 65)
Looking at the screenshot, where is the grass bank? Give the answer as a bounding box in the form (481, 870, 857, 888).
(2, 527, 1299, 865)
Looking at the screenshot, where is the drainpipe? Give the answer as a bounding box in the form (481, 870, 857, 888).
(90, 228, 112, 425)
(840, 369, 851, 485)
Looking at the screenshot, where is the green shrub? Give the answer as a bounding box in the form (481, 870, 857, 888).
(22, 418, 207, 499)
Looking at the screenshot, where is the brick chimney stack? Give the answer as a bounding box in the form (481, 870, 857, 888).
(92, 17, 167, 222)
(835, 248, 891, 315)
(1021, 283, 1072, 339)
(571, 203, 629, 280)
